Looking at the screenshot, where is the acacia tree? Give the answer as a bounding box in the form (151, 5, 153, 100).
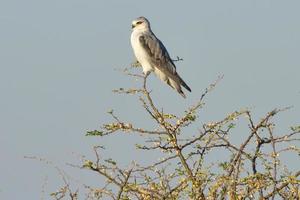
(50, 64, 300, 200)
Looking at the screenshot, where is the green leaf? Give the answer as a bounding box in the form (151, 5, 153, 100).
(186, 113, 196, 121)
(219, 162, 230, 170)
(86, 130, 103, 136)
(291, 125, 300, 132)
(131, 60, 141, 68)
(105, 158, 117, 165)
(83, 160, 94, 168)
(163, 113, 176, 119)
(228, 123, 236, 129)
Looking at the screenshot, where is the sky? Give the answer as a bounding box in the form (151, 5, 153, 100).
(0, 0, 299, 199)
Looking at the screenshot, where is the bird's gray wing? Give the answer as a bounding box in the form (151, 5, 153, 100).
(139, 33, 191, 93)
(139, 33, 176, 75)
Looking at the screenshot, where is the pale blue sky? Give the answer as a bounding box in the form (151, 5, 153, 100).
(0, 0, 299, 199)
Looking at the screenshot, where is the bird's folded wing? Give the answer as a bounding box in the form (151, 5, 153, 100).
(139, 34, 176, 75)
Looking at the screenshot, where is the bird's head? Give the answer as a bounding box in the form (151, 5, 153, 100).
(131, 16, 150, 31)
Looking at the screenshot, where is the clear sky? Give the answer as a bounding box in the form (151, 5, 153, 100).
(0, 0, 299, 199)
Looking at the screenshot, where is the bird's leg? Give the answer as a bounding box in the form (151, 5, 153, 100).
(144, 71, 150, 79)
(143, 71, 150, 90)
(132, 60, 141, 68)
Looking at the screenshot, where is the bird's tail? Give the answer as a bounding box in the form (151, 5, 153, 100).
(167, 72, 191, 98)
(179, 76, 191, 92)
(174, 75, 191, 98)
(178, 90, 186, 98)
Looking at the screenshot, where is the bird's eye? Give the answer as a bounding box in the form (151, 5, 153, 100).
(136, 21, 143, 25)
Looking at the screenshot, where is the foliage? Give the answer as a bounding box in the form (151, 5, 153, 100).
(50, 66, 300, 200)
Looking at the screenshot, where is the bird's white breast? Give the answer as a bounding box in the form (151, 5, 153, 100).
(130, 30, 154, 74)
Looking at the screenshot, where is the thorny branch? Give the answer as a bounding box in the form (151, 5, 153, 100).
(46, 66, 299, 199)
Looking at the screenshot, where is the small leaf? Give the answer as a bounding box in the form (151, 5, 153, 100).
(228, 123, 236, 129)
(83, 160, 94, 168)
(86, 130, 103, 136)
(131, 60, 141, 67)
(291, 125, 300, 132)
(163, 113, 176, 119)
(186, 113, 196, 121)
(105, 158, 117, 165)
(219, 162, 230, 170)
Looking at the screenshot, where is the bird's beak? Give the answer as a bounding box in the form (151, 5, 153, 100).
(132, 24, 135, 29)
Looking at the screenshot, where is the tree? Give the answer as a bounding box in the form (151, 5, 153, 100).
(50, 64, 300, 200)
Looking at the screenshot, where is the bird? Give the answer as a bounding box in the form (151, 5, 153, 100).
(130, 16, 191, 98)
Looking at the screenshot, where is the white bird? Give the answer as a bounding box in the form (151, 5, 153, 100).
(130, 16, 191, 98)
